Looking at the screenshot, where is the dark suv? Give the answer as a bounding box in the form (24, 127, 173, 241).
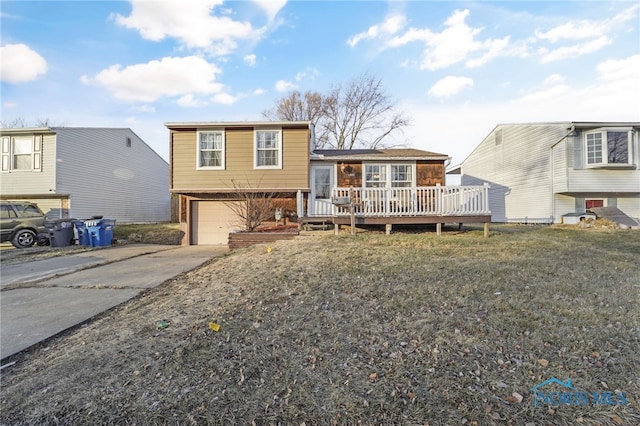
(0, 201, 47, 248)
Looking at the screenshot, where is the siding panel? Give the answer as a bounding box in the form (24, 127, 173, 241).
(0, 133, 56, 195)
(171, 127, 310, 191)
(56, 128, 170, 222)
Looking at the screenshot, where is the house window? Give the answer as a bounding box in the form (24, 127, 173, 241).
(391, 165, 413, 187)
(365, 164, 387, 187)
(255, 130, 282, 169)
(585, 129, 632, 166)
(365, 164, 415, 187)
(1, 135, 42, 172)
(197, 131, 225, 169)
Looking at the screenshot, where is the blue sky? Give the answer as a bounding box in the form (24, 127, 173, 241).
(1, 1, 639, 166)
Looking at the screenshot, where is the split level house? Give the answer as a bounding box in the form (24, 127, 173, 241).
(167, 120, 491, 245)
(0, 127, 170, 223)
(453, 121, 640, 225)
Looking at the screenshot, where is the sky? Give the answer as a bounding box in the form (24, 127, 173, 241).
(1, 0, 639, 167)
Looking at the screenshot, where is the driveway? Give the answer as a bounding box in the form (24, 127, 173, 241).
(1, 244, 228, 360)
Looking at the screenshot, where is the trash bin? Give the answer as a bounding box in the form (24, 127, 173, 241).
(47, 218, 76, 247)
(73, 219, 91, 246)
(85, 218, 116, 247)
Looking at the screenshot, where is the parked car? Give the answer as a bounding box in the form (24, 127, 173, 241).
(0, 201, 48, 248)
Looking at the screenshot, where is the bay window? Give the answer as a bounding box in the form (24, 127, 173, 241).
(585, 129, 633, 166)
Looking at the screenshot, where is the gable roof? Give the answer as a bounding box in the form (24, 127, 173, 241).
(312, 148, 449, 161)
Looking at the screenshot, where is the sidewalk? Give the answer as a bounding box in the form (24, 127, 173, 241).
(1, 244, 228, 360)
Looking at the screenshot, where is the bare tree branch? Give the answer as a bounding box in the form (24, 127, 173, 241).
(262, 73, 410, 150)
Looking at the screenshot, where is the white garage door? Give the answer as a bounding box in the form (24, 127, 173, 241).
(191, 201, 240, 245)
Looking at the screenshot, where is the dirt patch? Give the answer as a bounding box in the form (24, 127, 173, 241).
(1, 225, 639, 425)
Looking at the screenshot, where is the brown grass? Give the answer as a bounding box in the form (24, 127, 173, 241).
(1, 225, 639, 425)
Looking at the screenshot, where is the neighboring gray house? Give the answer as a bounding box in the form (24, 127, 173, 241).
(454, 121, 640, 224)
(1, 127, 170, 223)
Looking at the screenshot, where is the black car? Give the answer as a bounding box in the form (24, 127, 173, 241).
(0, 201, 48, 248)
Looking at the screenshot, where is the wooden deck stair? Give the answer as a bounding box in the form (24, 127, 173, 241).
(589, 207, 640, 229)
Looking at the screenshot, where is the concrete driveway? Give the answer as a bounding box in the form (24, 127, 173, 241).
(1, 244, 228, 360)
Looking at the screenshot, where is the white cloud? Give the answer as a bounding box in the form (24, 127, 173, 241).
(244, 54, 257, 66)
(533, 5, 638, 63)
(428, 76, 474, 99)
(212, 92, 237, 105)
(0, 43, 47, 83)
(113, 1, 264, 55)
(384, 9, 517, 70)
(295, 67, 319, 82)
(253, 88, 266, 95)
(275, 79, 296, 92)
(2, 101, 18, 109)
(347, 14, 407, 47)
(132, 105, 156, 113)
(253, 0, 287, 21)
(538, 35, 611, 63)
(82, 56, 225, 103)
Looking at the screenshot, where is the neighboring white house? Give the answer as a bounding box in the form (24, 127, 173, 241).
(453, 121, 640, 224)
(0, 127, 170, 223)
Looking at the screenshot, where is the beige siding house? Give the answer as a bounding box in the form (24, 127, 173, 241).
(457, 121, 640, 224)
(169, 120, 493, 245)
(0, 127, 170, 223)
(167, 121, 313, 245)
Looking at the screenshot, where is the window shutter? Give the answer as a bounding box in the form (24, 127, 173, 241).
(572, 134, 584, 169)
(33, 135, 42, 171)
(1, 137, 9, 171)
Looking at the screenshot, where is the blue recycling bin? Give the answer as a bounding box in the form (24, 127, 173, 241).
(73, 220, 91, 246)
(85, 218, 116, 247)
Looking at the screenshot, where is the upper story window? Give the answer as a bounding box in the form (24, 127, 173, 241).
(585, 129, 633, 167)
(197, 130, 225, 170)
(255, 129, 282, 169)
(364, 164, 415, 187)
(1, 135, 42, 172)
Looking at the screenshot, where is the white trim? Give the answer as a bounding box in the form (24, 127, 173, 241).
(254, 129, 283, 169)
(196, 130, 225, 170)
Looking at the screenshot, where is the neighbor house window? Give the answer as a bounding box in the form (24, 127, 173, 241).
(365, 164, 415, 187)
(255, 130, 282, 168)
(197, 131, 225, 169)
(585, 129, 633, 166)
(1, 135, 42, 172)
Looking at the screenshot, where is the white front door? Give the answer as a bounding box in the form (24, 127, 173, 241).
(310, 165, 334, 216)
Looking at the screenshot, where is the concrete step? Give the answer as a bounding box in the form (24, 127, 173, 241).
(589, 207, 640, 229)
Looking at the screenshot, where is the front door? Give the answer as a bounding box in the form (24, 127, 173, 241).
(310, 165, 333, 216)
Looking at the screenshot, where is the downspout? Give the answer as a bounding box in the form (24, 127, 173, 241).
(550, 125, 576, 223)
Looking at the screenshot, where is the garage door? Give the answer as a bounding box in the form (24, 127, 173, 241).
(191, 201, 241, 245)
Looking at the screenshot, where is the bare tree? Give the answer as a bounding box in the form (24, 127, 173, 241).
(262, 73, 409, 149)
(224, 179, 279, 232)
(322, 73, 410, 149)
(0, 117, 67, 128)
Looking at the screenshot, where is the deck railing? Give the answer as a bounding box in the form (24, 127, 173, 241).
(302, 184, 490, 217)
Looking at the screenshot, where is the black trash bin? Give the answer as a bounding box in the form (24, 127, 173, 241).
(47, 218, 76, 247)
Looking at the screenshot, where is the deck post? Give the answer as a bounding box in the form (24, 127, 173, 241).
(436, 223, 442, 236)
(484, 222, 489, 238)
(385, 223, 392, 235)
(334, 223, 340, 235)
(349, 187, 356, 235)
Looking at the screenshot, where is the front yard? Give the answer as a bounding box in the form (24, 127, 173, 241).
(1, 225, 638, 425)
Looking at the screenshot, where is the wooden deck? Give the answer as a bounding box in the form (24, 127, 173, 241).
(297, 184, 492, 236)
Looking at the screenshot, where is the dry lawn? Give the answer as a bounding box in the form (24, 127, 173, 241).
(1, 225, 639, 425)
